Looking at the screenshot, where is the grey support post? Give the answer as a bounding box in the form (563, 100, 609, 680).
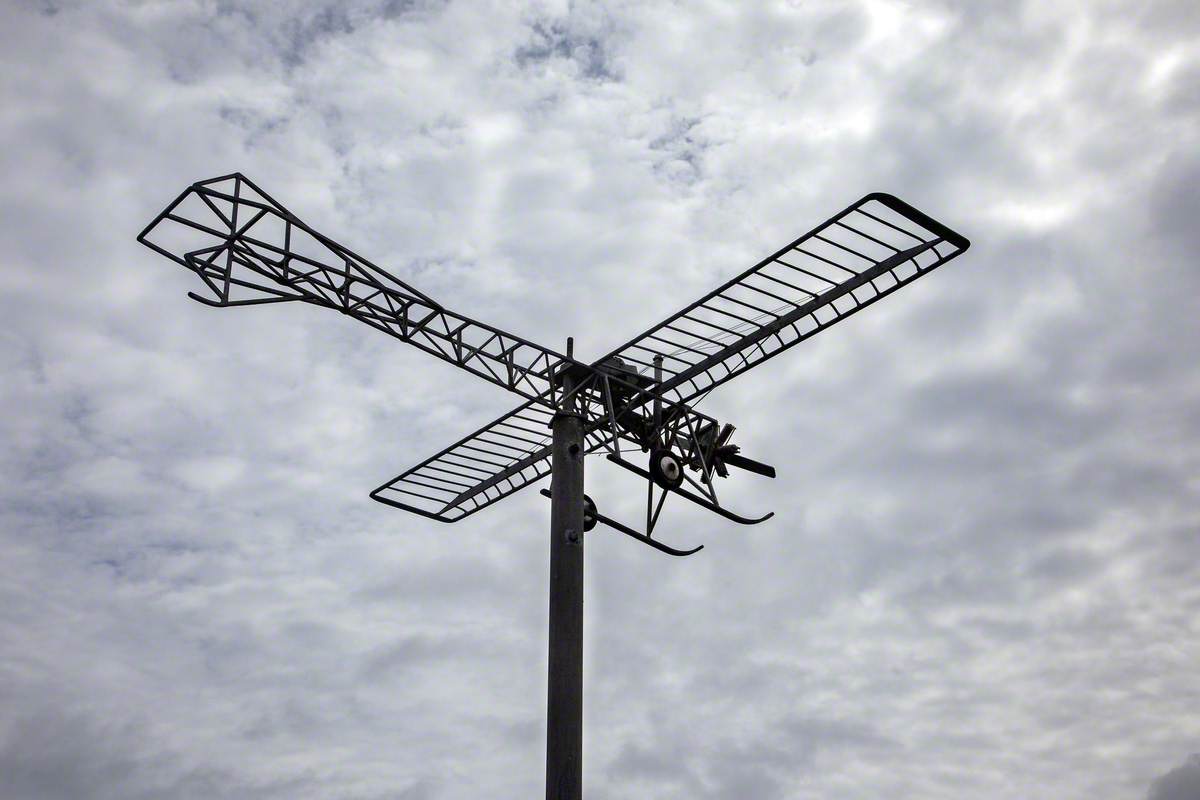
(546, 367, 585, 800)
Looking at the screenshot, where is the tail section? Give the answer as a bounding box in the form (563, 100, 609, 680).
(137, 173, 440, 309)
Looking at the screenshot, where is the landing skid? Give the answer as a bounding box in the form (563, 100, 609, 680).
(538, 489, 703, 557)
(605, 454, 774, 526)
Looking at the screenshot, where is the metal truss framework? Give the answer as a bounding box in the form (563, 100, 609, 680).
(140, 171, 971, 800)
(138, 174, 565, 402)
(369, 192, 970, 522)
(139, 173, 969, 528)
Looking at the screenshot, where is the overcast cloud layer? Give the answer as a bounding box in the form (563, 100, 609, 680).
(2, 1, 1199, 798)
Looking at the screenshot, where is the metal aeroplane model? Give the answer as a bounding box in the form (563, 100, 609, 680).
(138, 174, 969, 555)
(138, 172, 970, 798)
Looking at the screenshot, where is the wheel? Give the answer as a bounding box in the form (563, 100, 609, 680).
(582, 494, 598, 532)
(649, 449, 685, 490)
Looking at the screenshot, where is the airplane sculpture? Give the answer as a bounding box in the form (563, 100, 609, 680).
(139, 172, 969, 799)
(138, 173, 969, 556)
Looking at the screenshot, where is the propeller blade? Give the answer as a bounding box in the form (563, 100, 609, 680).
(716, 423, 737, 447)
(721, 453, 777, 479)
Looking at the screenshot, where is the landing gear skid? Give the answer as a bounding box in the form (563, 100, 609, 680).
(539, 489, 704, 557)
(605, 454, 775, 526)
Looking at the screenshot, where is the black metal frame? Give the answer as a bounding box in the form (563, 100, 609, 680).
(140, 172, 971, 800)
(139, 173, 970, 549)
(138, 174, 564, 402)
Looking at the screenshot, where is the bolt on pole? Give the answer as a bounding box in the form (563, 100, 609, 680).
(546, 362, 585, 800)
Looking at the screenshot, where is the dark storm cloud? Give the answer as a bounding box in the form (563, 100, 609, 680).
(1, 1, 1199, 798)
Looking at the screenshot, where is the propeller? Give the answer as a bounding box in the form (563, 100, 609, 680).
(679, 422, 775, 480)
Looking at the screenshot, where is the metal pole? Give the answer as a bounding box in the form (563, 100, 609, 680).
(546, 368, 585, 800)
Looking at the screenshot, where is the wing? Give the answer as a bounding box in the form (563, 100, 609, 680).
(370, 399, 559, 522)
(601, 193, 970, 403)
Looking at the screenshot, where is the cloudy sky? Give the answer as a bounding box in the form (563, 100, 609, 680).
(2, 0, 1199, 798)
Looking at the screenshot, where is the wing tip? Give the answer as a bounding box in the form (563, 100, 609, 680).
(863, 192, 971, 252)
(368, 486, 459, 523)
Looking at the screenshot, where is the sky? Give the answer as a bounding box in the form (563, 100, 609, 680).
(1, 0, 1198, 798)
